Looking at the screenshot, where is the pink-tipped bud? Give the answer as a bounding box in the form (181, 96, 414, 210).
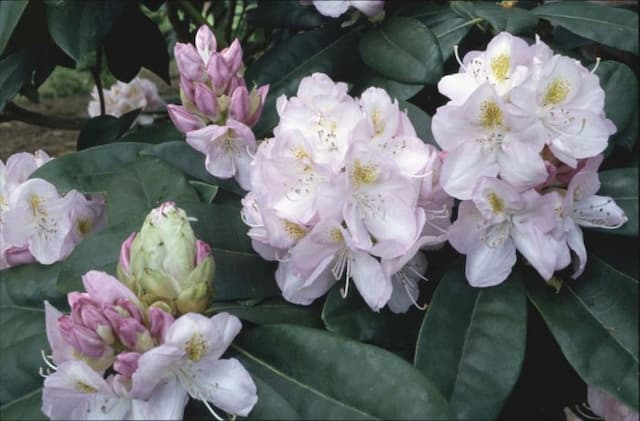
(194, 82, 218, 119)
(195, 25, 217, 64)
(226, 75, 246, 95)
(245, 84, 269, 127)
(149, 306, 174, 343)
(114, 352, 141, 379)
(195, 239, 212, 265)
(119, 232, 136, 276)
(229, 86, 250, 124)
(174, 43, 205, 81)
(114, 298, 144, 323)
(70, 296, 115, 344)
(180, 77, 196, 105)
(221, 38, 243, 75)
(167, 104, 205, 134)
(58, 316, 106, 358)
(207, 53, 232, 91)
(115, 318, 153, 352)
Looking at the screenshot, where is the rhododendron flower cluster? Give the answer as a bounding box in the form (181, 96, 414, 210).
(88, 77, 165, 126)
(168, 25, 268, 190)
(434, 32, 627, 287)
(0, 150, 105, 269)
(242, 73, 452, 312)
(301, 0, 384, 18)
(40, 202, 257, 420)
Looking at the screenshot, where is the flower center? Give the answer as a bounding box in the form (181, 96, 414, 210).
(77, 218, 93, 237)
(490, 54, 510, 82)
(543, 78, 570, 106)
(282, 220, 308, 240)
(329, 228, 343, 243)
(487, 192, 505, 214)
(351, 160, 377, 187)
(29, 194, 46, 217)
(75, 381, 98, 393)
(480, 101, 503, 129)
(185, 333, 207, 362)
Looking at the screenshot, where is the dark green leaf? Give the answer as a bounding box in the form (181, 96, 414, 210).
(232, 324, 452, 419)
(359, 17, 442, 85)
(246, 0, 329, 29)
(208, 298, 322, 328)
(596, 168, 638, 237)
(399, 100, 433, 144)
(396, 3, 476, 61)
(0, 261, 64, 419)
(450, 1, 538, 34)
(321, 285, 421, 352)
(527, 256, 639, 410)
(30, 142, 149, 193)
(189, 180, 219, 203)
(533, 2, 639, 55)
(414, 263, 527, 419)
(119, 120, 184, 144)
(0, 0, 29, 56)
(141, 141, 245, 196)
(0, 49, 36, 111)
(105, 156, 200, 232)
(246, 28, 361, 137)
(56, 224, 132, 294)
(76, 109, 140, 150)
(182, 201, 281, 302)
(103, 5, 170, 83)
(596, 61, 638, 152)
(44, 0, 125, 66)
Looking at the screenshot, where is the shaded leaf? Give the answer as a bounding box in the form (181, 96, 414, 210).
(232, 324, 453, 419)
(526, 256, 639, 411)
(0, 0, 29, 56)
(76, 109, 140, 150)
(0, 49, 36, 111)
(533, 2, 639, 55)
(208, 298, 322, 328)
(414, 263, 527, 419)
(359, 17, 442, 85)
(246, 0, 329, 29)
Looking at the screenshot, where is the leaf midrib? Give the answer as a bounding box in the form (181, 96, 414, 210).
(232, 344, 377, 419)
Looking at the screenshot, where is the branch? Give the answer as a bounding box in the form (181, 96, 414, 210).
(90, 46, 106, 115)
(0, 102, 88, 130)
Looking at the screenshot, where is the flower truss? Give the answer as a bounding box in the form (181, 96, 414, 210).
(168, 25, 269, 190)
(0, 150, 105, 269)
(242, 73, 452, 312)
(88, 77, 165, 126)
(434, 32, 627, 287)
(40, 203, 257, 420)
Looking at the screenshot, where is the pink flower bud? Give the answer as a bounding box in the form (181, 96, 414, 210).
(206, 53, 232, 91)
(149, 306, 174, 343)
(221, 38, 243, 75)
(82, 270, 139, 305)
(245, 84, 269, 127)
(195, 239, 212, 265)
(180, 77, 195, 104)
(4, 246, 36, 266)
(115, 318, 153, 352)
(167, 104, 205, 134)
(194, 82, 218, 119)
(114, 298, 144, 323)
(226, 75, 246, 96)
(174, 43, 205, 81)
(119, 232, 136, 276)
(58, 316, 106, 358)
(195, 25, 217, 64)
(113, 352, 141, 379)
(229, 86, 249, 123)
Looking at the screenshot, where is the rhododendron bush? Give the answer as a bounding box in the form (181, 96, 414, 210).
(0, 1, 638, 420)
